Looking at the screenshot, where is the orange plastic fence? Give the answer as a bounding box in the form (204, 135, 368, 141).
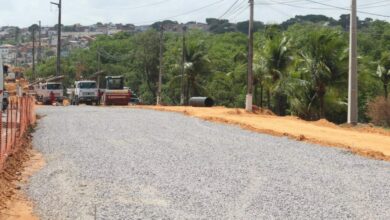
(0, 96, 36, 171)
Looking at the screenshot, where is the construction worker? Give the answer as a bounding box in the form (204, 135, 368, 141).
(97, 89, 102, 106)
(50, 91, 56, 105)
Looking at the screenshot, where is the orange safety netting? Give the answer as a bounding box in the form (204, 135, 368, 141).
(0, 96, 36, 171)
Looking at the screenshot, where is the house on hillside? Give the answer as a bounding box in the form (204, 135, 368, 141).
(0, 44, 16, 64)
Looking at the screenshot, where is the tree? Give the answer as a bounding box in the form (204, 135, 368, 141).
(133, 30, 160, 103)
(376, 52, 390, 99)
(28, 24, 39, 33)
(183, 39, 210, 102)
(236, 21, 264, 34)
(206, 18, 236, 34)
(256, 34, 293, 115)
(296, 28, 346, 119)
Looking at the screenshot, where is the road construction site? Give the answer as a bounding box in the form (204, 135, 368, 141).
(19, 105, 390, 219)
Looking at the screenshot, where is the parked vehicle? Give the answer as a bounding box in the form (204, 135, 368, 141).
(68, 80, 99, 105)
(35, 82, 64, 104)
(2, 90, 9, 111)
(102, 76, 130, 105)
(127, 88, 141, 104)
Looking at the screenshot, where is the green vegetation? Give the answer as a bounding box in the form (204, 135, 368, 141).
(30, 15, 390, 125)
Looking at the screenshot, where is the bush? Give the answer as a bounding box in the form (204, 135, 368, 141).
(367, 97, 390, 127)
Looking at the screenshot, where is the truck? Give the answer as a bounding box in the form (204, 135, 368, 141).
(0, 57, 4, 110)
(102, 76, 130, 106)
(35, 82, 64, 104)
(68, 80, 99, 105)
(2, 90, 9, 110)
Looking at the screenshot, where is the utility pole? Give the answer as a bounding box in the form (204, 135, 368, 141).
(348, 0, 358, 125)
(38, 21, 42, 64)
(96, 44, 101, 88)
(157, 24, 164, 105)
(51, 0, 62, 76)
(32, 27, 36, 79)
(246, 0, 254, 112)
(180, 25, 187, 106)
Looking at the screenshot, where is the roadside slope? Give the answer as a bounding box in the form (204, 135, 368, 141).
(132, 106, 390, 160)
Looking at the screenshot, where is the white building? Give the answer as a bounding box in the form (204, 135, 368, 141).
(0, 44, 16, 64)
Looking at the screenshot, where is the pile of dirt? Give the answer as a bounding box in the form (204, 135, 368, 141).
(352, 124, 390, 137)
(0, 148, 30, 210)
(0, 130, 41, 220)
(313, 119, 339, 128)
(252, 105, 275, 116)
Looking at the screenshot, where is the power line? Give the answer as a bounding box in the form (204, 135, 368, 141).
(134, 0, 225, 25)
(229, 4, 249, 20)
(219, 0, 242, 19)
(359, 2, 390, 9)
(92, 0, 171, 11)
(255, 0, 335, 10)
(303, 0, 390, 18)
(227, 0, 249, 19)
(360, 0, 390, 7)
(255, 0, 390, 18)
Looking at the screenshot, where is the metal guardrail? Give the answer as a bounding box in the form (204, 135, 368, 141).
(0, 96, 36, 171)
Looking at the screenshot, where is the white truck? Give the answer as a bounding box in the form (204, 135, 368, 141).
(68, 80, 99, 105)
(0, 56, 3, 110)
(35, 82, 64, 104)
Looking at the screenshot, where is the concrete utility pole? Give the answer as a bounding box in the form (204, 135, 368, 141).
(38, 21, 42, 64)
(51, 0, 62, 76)
(32, 27, 36, 79)
(180, 25, 187, 106)
(157, 24, 164, 105)
(246, 0, 254, 112)
(348, 0, 358, 125)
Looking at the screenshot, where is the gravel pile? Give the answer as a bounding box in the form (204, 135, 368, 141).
(27, 106, 390, 219)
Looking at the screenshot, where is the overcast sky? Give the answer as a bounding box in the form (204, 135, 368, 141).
(0, 0, 389, 27)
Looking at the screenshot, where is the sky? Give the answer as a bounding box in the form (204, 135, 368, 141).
(0, 0, 389, 27)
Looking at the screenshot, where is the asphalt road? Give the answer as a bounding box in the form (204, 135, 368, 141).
(27, 106, 390, 220)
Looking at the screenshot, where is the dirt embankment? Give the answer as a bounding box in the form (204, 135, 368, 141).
(0, 132, 44, 220)
(133, 106, 390, 161)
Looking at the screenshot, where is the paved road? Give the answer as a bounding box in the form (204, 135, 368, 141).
(27, 106, 390, 220)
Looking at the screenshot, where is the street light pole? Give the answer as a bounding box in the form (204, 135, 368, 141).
(51, 0, 62, 76)
(246, 0, 254, 112)
(348, 0, 358, 125)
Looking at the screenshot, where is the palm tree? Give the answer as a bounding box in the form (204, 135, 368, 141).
(296, 29, 346, 118)
(256, 35, 293, 115)
(169, 40, 210, 103)
(376, 52, 390, 99)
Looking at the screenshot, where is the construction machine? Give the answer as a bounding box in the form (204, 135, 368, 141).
(102, 76, 130, 105)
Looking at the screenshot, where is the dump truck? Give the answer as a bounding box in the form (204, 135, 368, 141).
(68, 80, 99, 105)
(102, 76, 130, 105)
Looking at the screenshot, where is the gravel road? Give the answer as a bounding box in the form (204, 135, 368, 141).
(27, 106, 390, 220)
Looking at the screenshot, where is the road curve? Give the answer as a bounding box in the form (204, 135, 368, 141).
(27, 106, 390, 220)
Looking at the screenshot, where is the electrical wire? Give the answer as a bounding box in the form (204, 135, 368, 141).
(133, 0, 226, 25)
(219, 0, 242, 19)
(303, 0, 390, 18)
